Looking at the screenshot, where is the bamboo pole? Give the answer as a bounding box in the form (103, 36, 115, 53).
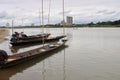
(42, 0, 45, 46)
(12, 20, 14, 35)
(63, 0, 65, 35)
(48, 0, 51, 25)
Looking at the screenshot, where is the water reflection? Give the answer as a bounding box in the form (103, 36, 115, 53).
(42, 60, 46, 80)
(63, 49, 66, 80)
(2, 28, 120, 80)
(0, 45, 68, 80)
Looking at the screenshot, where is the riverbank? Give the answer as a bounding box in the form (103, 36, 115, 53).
(0, 28, 9, 43)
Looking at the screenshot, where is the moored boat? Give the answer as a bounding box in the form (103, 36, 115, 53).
(10, 34, 66, 46)
(0, 40, 67, 68)
(10, 32, 51, 45)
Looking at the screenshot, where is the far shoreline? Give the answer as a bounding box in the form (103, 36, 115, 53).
(1, 26, 120, 29)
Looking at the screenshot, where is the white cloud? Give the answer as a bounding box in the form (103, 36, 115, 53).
(0, 0, 120, 26)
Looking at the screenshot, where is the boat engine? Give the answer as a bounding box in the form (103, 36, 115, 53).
(0, 50, 8, 64)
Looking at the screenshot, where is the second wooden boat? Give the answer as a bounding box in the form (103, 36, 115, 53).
(0, 39, 67, 68)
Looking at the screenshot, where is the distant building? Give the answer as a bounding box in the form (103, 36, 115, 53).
(66, 16, 73, 26)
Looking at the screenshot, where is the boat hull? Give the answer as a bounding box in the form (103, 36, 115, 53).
(10, 35, 66, 46)
(0, 42, 66, 68)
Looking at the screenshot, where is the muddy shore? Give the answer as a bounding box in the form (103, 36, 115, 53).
(0, 28, 9, 43)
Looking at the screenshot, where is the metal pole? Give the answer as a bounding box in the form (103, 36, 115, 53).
(39, 9, 42, 33)
(12, 20, 14, 34)
(48, 0, 51, 25)
(22, 18, 24, 32)
(47, 0, 51, 33)
(42, 0, 44, 46)
(42, 0, 44, 34)
(63, 0, 65, 35)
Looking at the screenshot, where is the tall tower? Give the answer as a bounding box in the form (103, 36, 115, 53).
(66, 16, 73, 26)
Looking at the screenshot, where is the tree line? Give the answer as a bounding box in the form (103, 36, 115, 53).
(81, 19, 120, 27)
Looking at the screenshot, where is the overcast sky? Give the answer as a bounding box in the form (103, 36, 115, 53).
(0, 0, 120, 26)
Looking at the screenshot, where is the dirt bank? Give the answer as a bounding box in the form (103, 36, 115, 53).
(0, 28, 9, 43)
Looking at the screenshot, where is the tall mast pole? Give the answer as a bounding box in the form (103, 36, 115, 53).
(42, 0, 44, 46)
(22, 18, 24, 32)
(12, 20, 14, 34)
(63, 1, 66, 79)
(63, 0, 65, 35)
(42, 0, 44, 34)
(48, 0, 51, 25)
(39, 9, 42, 33)
(47, 0, 51, 33)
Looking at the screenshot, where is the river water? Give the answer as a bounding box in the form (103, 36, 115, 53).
(1, 28, 120, 80)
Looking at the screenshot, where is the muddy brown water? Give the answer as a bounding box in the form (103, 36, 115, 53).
(0, 28, 120, 80)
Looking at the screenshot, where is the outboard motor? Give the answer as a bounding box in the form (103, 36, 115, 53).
(0, 50, 8, 64)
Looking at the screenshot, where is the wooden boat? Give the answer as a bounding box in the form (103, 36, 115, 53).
(10, 32, 51, 44)
(10, 21, 51, 46)
(0, 45, 68, 80)
(0, 40, 67, 68)
(10, 34, 66, 46)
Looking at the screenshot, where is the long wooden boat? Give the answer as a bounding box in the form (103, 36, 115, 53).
(10, 33, 50, 44)
(0, 45, 68, 80)
(0, 40, 67, 68)
(10, 34, 66, 46)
